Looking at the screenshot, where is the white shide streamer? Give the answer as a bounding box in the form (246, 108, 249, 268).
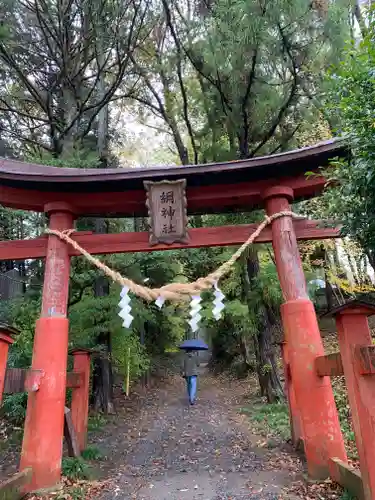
(188, 294, 202, 333)
(118, 286, 134, 328)
(155, 296, 166, 309)
(212, 282, 225, 320)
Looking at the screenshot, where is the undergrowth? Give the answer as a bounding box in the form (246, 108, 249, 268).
(340, 491, 356, 500)
(332, 377, 357, 459)
(241, 402, 290, 442)
(62, 457, 93, 480)
(82, 445, 104, 461)
(324, 335, 358, 460)
(1, 393, 27, 424)
(87, 414, 107, 432)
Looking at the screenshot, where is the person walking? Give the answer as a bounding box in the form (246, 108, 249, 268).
(181, 350, 200, 405)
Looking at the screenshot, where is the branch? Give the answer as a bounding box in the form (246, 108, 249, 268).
(0, 99, 49, 123)
(249, 23, 299, 157)
(239, 48, 258, 158)
(130, 94, 164, 115)
(162, 0, 198, 164)
(3, 129, 53, 152)
(68, 284, 88, 308)
(75, 0, 150, 139)
(171, 5, 233, 115)
(0, 45, 48, 113)
(269, 123, 301, 155)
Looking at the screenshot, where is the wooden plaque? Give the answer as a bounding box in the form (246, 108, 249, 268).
(144, 179, 189, 246)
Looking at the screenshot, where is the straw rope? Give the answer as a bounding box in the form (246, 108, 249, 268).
(45, 211, 305, 302)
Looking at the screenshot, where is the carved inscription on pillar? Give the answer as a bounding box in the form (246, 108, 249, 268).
(144, 179, 189, 246)
(43, 245, 68, 317)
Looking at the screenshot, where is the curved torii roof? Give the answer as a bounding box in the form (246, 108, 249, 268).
(0, 138, 348, 216)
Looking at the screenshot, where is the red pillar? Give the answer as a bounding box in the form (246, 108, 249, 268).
(263, 186, 347, 479)
(280, 341, 302, 448)
(20, 203, 74, 492)
(0, 325, 18, 404)
(70, 349, 91, 452)
(333, 303, 375, 500)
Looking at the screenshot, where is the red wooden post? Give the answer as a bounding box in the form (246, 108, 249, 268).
(280, 342, 302, 448)
(331, 301, 375, 500)
(20, 203, 75, 492)
(0, 324, 19, 404)
(70, 349, 91, 452)
(263, 186, 347, 479)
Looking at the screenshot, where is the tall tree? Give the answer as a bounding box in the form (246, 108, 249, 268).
(0, 0, 149, 156)
(128, 0, 351, 163)
(320, 5, 375, 270)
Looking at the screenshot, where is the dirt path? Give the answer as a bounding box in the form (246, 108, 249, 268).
(94, 371, 303, 500)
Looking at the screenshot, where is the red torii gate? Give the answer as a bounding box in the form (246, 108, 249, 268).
(0, 139, 364, 494)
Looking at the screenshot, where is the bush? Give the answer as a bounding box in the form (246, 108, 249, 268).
(61, 457, 93, 480)
(1, 393, 27, 424)
(81, 445, 104, 461)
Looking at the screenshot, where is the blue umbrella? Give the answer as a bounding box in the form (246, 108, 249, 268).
(179, 338, 209, 351)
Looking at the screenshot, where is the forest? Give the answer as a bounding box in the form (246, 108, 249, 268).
(0, 0, 375, 434)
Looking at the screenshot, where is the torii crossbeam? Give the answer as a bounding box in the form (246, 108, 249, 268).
(0, 219, 340, 260)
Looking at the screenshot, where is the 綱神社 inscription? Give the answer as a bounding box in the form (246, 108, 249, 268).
(144, 179, 189, 245)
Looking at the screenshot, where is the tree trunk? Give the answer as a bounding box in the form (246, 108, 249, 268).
(90, 38, 116, 413)
(325, 270, 335, 311)
(353, 0, 367, 38)
(91, 331, 115, 413)
(324, 250, 335, 311)
(90, 218, 115, 414)
(97, 41, 109, 164)
(242, 250, 285, 403)
(239, 333, 253, 372)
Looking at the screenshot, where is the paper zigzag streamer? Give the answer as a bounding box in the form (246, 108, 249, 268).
(212, 282, 225, 320)
(118, 286, 134, 328)
(119, 283, 224, 332)
(155, 296, 165, 309)
(188, 294, 202, 333)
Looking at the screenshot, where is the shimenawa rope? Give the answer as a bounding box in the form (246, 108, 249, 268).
(45, 211, 305, 302)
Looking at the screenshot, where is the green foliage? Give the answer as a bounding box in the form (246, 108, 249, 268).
(112, 325, 150, 382)
(324, 8, 375, 260)
(26, 149, 101, 169)
(340, 492, 356, 500)
(1, 393, 27, 425)
(61, 457, 93, 480)
(242, 402, 291, 441)
(81, 445, 104, 461)
(181, 0, 350, 159)
(332, 378, 357, 459)
(0, 296, 40, 367)
(69, 286, 149, 380)
(88, 414, 108, 432)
